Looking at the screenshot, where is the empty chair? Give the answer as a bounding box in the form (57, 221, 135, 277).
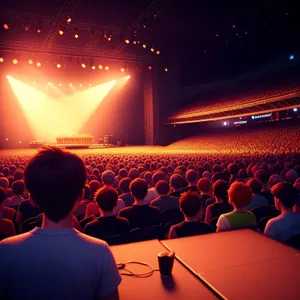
(250, 206, 279, 223)
(161, 209, 184, 226)
(130, 225, 165, 242)
(102, 235, 128, 246)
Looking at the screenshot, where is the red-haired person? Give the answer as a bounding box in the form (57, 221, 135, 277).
(216, 182, 257, 232)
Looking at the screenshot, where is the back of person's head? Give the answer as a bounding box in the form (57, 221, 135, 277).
(119, 168, 128, 178)
(255, 169, 270, 185)
(294, 178, 300, 193)
(185, 169, 198, 184)
(25, 146, 86, 223)
(130, 178, 148, 200)
(144, 171, 152, 185)
(84, 184, 91, 200)
(246, 178, 263, 195)
(170, 174, 185, 190)
(128, 168, 140, 180)
(152, 170, 166, 185)
(268, 174, 284, 189)
(11, 180, 25, 195)
(212, 172, 225, 183)
(119, 177, 132, 193)
(0, 177, 9, 191)
(1, 167, 9, 177)
(0, 187, 5, 204)
(228, 182, 252, 208)
(285, 169, 299, 184)
(197, 178, 211, 194)
(14, 169, 24, 181)
(228, 163, 239, 175)
(212, 180, 229, 202)
(271, 182, 298, 209)
(89, 180, 102, 197)
(179, 191, 201, 218)
(95, 186, 118, 212)
(155, 180, 170, 195)
(101, 170, 115, 186)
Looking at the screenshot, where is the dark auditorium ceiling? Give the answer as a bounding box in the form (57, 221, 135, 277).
(0, 0, 299, 84)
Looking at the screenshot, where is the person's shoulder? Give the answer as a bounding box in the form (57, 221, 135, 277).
(118, 206, 132, 215)
(116, 216, 130, 224)
(149, 205, 161, 213)
(76, 231, 110, 249)
(0, 230, 33, 246)
(150, 196, 160, 204)
(172, 221, 184, 229)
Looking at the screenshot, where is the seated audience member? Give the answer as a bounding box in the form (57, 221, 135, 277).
(0, 146, 121, 300)
(169, 191, 212, 239)
(255, 170, 274, 205)
(182, 169, 198, 192)
(119, 178, 161, 229)
(3, 180, 25, 208)
(245, 178, 269, 210)
(144, 170, 166, 204)
(216, 182, 257, 232)
(0, 177, 9, 192)
(74, 184, 92, 215)
(84, 186, 130, 239)
(264, 182, 300, 242)
(119, 177, 134, 206)
(151, 180, 179, 212)
(293, 178, 300, 213)
(85, 170, 125, 218)
(197, 178, 213, 208)
(0, 188, 16, 237)
(169, 174, 185, 197)
(205, 180, 233, 224)
(0, 187, 15, 221)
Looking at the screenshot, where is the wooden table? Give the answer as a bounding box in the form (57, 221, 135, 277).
(110, 240, 218, 300)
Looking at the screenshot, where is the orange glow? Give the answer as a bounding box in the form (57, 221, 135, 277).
(59, 83, 62, 86)
(3, 23, 9, 30)
(105, 66, 109, 71)
(33, 81, 36, 84)
(148, 65, 152, 70)
(91, 65, 96, 70)
(156, 50, 160, 55)
(80, 84, 83, 87)
(28, 59, 33, 65)
(125, 39, 130, 44)
(142, 44, 147, 48)
(150, 48, 155, 52)
(107, 37, 112, 41)
(66, 17, 72, 24)
(13, 59, 18, 64)
(57, 63, 61, 68)
(120, 68, 125, 72)
(164, 68, 168, 72)
(7, 76, 116, 143)
(133, 40, 137, 44)
(0, 57, 4, 63)
(58, 29, 64, 35)
(98, 64, 103, 70)
(74, 33, 79, 38)
(81, 63, 86, 68)
(89, 84, 92, 87)
(37, 62, 41, 67)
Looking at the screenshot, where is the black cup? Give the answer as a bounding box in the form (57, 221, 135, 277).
(158, 251, 175, 277)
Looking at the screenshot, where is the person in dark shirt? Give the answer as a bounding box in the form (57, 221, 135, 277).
(84, 186, 130, 239)
(119, 177, 134, 207)
(255, 169, 274, 205)
(205, 180, 233, 223)
(169, 174, 185, 197)
(118, 178, 161, 230)
(169, 191, 212, 239)
(182, 169, 198, 192)
(150, 180, 179, 212)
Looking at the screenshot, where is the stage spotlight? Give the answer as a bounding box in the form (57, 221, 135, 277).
(91, 65, 96, 70)
(0, 57, 4, 63)
(36, 62, 41, 67)
(69, 83, 72, 86)
(105, 66, 109, 71)
(164, 67, 168, 72)
(150, 47, 155, 52)
(58, 26, 65, 35)
(89, 84, 92, 87)
(66, 17, 72, 24)
(19, 141, 22, 144)
(81, 63, 86, 68)
(289, 55, 294, 60)
(293, 108, 298, 112)
(33, 81, 36, 84)
(98, 64, 103, 70)
(13, 59, 18, 65)
(127, 75, 130, 79)
(125, 39, 130, 44)
(3, 23, 9, 30)
(156, 50, 160, 55)
(57, 63, 61, 68)
(148, 65, 152, 70)
(133, 40, 137, 44)
(142, 44, 147, 48)
(28, 59, 33, 65)
(80, 84, 83, 87)
(5, 138, 8, 141)
(36, 23, 42, 33)
(223, 121, 228, 126)
(120, 67, 125, 72)
(74, 28, 79, 38)
(59, 83, 62, 86)
(107, 36, 112, 41)
(48, 82, 51, 85)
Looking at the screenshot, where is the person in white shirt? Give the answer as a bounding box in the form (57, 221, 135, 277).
(264, 182, 300, 243)
(0, 146, 121, 300)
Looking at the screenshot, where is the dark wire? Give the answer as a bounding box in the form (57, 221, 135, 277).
(117, 261, 159, 278)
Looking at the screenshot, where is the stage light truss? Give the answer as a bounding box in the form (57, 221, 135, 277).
(0, 40, 149, 63)
(42, 0, 81, 50)
(114, 0, 170, 53)
(168, 94, 300, 124)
